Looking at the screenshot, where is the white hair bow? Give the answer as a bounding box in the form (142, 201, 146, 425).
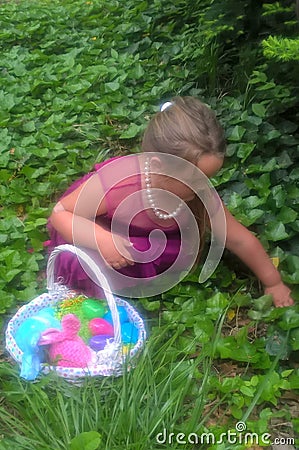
(160, 101, 173, 112)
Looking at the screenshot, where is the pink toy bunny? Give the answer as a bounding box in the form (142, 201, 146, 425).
(39, 314, 92, 368)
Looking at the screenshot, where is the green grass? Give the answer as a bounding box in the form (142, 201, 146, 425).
(0, 322, 219, 450)
(1, 299, 297, 449)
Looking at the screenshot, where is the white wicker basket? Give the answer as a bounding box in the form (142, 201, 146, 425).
(5, 244, 146, 380)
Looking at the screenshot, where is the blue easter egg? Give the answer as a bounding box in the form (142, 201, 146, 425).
(15, 307, 61, 352)
(121, 322, 139, 345)
(14, 307, 61, 381)
(104, 306, 129, 325)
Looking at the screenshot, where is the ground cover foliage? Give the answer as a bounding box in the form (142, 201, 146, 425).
(0, 0, 299, 448)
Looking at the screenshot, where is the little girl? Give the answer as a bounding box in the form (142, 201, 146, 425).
(48, 96, 293, 307)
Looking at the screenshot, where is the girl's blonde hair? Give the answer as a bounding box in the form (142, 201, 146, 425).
(141, 96, 226, 162)
(141, 96, 226, 266)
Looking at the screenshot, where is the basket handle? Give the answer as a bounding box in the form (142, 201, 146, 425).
(46, 244, 121, 345)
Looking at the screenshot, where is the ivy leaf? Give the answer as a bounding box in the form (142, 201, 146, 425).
(236, 143, 256, 162)
(227, 125, 246, 142)
(140, 298, 160, 311)
(247, 309, 264, 320)
(227, 192, 243, 210)
(281, 256, 299, 284)
(0, 91, 15, 111)
(242, 195, 265, 209)
(252, 103, 266, 118)
(193, 318, 214, 343)
(206, 292, 229, 319)
(0, 291, 15, 313)
(111, 48, 118, 58)
(232, 292, 252, 307)
(243, 208, 264, 226)
(120, 123, 142, 139)
(264, 221, 289, 241)
(284, 255, 299, 274)
(23, 121, 36, 132)
(0, 128, 12, 152)
(105, 81, 120, 92)
(277, 206, 297, 224)
(271, 186, 287, 208)
(216, 336, 260, 363)
(240, 385, 255, 397)
(278, 307, 299, 330)
(14, 62, 27, 77)
(69, 431, 102, 450)
(251, 295, 273, 312)
(289, 371, 299, 389)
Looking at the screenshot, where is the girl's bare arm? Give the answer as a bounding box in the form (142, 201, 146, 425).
(223, 205, 293, 307)
(49, 174, 134, 268)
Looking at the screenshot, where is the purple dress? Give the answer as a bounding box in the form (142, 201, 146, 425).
(47, 155, 187, 298)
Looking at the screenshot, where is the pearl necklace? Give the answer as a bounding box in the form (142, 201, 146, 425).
(144, 157, 183, 220)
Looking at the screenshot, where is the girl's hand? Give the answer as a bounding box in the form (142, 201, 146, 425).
(265, 281, 294, 308)
(98, 232, 134, 270)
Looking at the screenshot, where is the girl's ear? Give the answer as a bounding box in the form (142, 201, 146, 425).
(197, 154, 224, 177)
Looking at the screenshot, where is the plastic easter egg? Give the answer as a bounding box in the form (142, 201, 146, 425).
(89, 334, 113, 351)
(81, 299, 106, 320)
(15, 322, 40, 351)
(88, 318, 114, 336)
(15, 307, 61, 352)
(104, 306, 129, 325)
(14, 307, 61, 381)
(121, 323, 139, 345)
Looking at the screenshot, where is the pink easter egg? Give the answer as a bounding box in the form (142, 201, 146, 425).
(88, 318, 114, 336)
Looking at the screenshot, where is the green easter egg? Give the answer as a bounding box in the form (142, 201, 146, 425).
(82, 298, 106, 319)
